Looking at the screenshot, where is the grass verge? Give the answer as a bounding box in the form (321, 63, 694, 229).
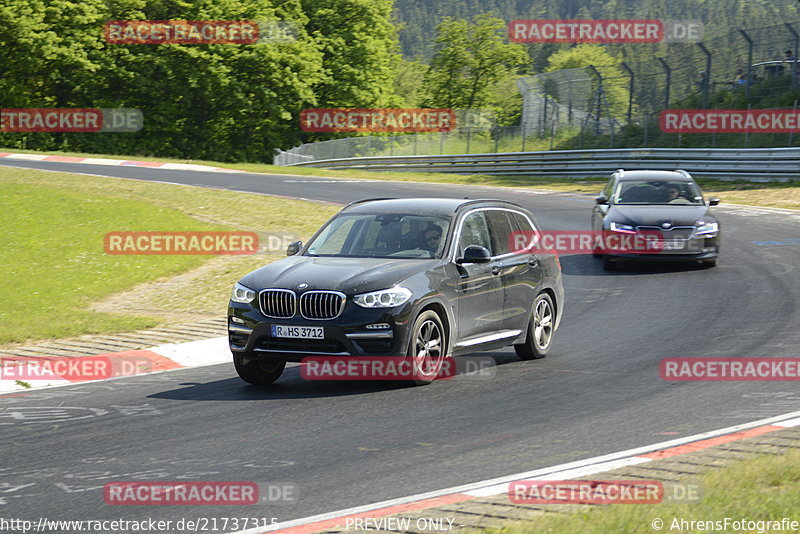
(0, 166, 339, 345)
(487, 449, 800, 534)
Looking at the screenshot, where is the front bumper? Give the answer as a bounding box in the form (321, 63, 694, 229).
(606, 233, 720, 261)
(228, 301, 413, 362)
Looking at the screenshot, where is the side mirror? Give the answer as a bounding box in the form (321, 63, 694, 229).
(707, 197, 720, 206)
(456, 245, 492, 264)
(286, 240, 303, 256)
(595, 195, 608, 205)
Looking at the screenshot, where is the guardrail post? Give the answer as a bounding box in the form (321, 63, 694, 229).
(738, 29, 753, 99)
(697, 43, 712, 109)
(785, 23, 799, 88)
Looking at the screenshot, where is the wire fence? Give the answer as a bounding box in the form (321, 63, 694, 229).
(275, 21, 800, 165)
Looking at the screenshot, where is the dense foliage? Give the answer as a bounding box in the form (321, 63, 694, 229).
(0, 0, 399, 160)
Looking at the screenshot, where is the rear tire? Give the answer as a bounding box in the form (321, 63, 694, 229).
(406, 310, 446, 385)
(233, 353, 286, 385)
(514, 292, 555, 360)
(602, 255, 617, 271)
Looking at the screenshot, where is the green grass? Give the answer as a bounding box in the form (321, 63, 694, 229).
(0, 181, 214, 343)
(487, 449, 800, 534)
(0, 166, 339, 345)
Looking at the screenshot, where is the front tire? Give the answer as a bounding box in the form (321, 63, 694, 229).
(233, 353, 286, 385)
(514, 292, 555, 360)
(602, 255, 617, 271)
(406, 310, 446, 385)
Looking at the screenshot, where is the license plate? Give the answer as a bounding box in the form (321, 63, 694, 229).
(271, 325, 324, 339)
(663, 240, 684, 250)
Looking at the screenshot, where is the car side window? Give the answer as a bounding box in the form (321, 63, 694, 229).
(458, 211, 493, 257)
(486, 210, 516, 256)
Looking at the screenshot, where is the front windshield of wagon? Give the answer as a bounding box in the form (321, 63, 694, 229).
(305, 213, 452, 259)
(613, 180, 705, 205)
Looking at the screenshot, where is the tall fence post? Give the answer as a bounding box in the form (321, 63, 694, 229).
(697, 43, 712, 109)
(744, 104, 751, 148)
(657, 57, 671, 110)
(739, 29, 753, 99)
(620, 62, 635, 124)
(587, 65, 603, 135)
(785, 23, 799, 88)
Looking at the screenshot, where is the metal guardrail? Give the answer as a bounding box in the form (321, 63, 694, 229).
(283, 147, 800, 181)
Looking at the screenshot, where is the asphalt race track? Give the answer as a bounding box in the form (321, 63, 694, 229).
(2, 159, 800, 525)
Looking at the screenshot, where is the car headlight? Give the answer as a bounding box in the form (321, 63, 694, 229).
(695, 222, 719, 235)
(353, 286, 412, 308)
(231, 282, 256, 303)
(609, 222, 637, 234)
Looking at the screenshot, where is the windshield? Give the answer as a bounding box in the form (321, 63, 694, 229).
(613, 180, 705, 205)
(305, 213, 452, 259)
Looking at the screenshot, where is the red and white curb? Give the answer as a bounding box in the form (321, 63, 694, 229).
(0, 152, 243, 173)
(0, 336, 231, 393)
(236, 410, 800, 534)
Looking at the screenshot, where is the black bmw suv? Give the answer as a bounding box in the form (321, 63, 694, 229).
(228, 198, 564, 385)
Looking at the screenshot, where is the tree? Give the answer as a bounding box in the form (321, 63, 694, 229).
(421, 14, 528, 111)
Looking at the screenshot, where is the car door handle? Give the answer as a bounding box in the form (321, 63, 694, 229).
(491, 265, 501, 275)
(528, 258, 539, 266)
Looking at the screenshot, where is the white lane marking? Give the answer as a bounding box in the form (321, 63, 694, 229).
(236, 409, 800, 533)
(283, 179, 380, 183)
(160, 163, 230, 172)
(1, 154, 49, 161)
(81, 158, 126, 166)
(0, 377, 71, 393)
(774, 416, 800, 428)
(150, 336, 230, 367)
(513, 189, 554, 195)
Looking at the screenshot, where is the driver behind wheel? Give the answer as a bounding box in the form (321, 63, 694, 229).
(418, 224, 443, 256)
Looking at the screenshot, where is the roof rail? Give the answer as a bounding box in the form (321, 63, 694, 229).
(343, 198, 397, 208)
(454, 198, 525, 212)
